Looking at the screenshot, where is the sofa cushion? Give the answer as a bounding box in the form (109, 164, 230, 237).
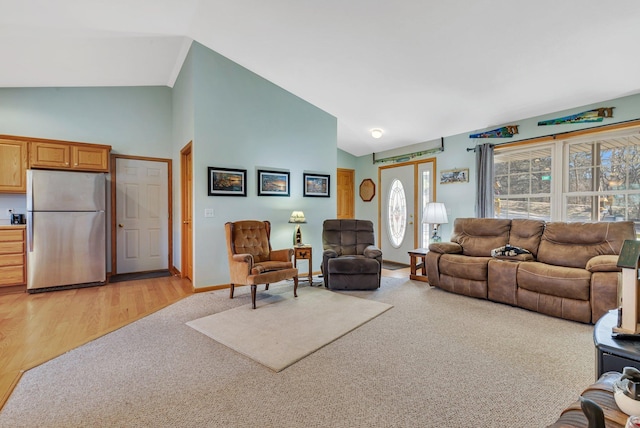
(517, 261, 591, 301)
(328, 256, 379, 274)
(439, 254, 490, 281)
(451, 218, 511, 257)
(509, 219, 545, 258)
(537, 221, 635, 269)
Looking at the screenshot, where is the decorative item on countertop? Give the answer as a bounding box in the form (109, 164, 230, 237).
(469, 125, 519, 138)
(538, 107, 614, 126)
(289, 211, 306, 246)
(614, 367, 640, 416)
(422, 202, 448, 243)
(579, 396, 605, 428)
(613, 240, 640, 337)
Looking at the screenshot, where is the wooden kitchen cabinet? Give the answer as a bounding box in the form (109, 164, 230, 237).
(0, 139, 28, 193)
(0, 226, 26, 287)
(30, 141, 110, 172)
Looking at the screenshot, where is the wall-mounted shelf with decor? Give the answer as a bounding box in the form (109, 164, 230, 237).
(359, 178, 375, 202)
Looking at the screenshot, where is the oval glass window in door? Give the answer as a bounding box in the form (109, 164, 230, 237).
(387, 178, 407, 248)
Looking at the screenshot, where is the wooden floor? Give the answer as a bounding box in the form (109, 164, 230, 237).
(0, 268, 409, 409)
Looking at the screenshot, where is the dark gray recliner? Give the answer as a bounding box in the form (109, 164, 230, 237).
(321, 219, 382, 290)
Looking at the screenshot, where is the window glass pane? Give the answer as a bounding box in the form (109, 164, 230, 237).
(566, 196, 594, 222)
(387, 179, 406, 248)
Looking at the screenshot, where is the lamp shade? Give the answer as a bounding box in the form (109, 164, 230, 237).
(289, 211, 306, 223)
(422, 202, 448, 225)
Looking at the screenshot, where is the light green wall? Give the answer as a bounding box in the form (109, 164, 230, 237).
(188, 42, 337, 287)
(350, 92, 640, 242)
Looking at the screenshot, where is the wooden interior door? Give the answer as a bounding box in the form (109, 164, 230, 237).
(180, 142, 193, 281)
(337, 168, 355, 219)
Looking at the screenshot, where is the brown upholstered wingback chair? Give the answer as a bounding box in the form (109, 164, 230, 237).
(225, 220, 298, 309)
(321, 219, 382, 290)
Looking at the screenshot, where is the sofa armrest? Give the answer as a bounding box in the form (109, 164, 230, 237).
(587, 255, 622, 273)
(323, 249, 339, 259)
(363, 245, 382, 258)
(428, 242, 463, 254)
(232, 253, 253, 265)
(271, 248, 293, 262)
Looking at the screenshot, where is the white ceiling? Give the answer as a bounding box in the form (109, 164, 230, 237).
(2, 0, 640, 156)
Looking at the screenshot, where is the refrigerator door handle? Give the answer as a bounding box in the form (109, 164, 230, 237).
(27, 211, 33, 252)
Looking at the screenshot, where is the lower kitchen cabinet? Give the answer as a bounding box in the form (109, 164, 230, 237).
(0, 226, 26, 287)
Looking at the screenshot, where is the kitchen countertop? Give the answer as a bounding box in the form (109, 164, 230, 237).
(0, 224, 26, 229)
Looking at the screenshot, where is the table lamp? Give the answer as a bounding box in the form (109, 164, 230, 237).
(288, 211, 306, 246)
(422, 202, 448, 243)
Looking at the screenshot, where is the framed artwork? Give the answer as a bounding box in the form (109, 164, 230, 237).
(440, 168, 469, 184)
(208, 167, 247, 196)
(257, 169, 290, 196)
(359, 178, 376, 202)
(303, 173, 330, 197)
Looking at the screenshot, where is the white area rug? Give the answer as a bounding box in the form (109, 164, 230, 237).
(186, 285, 393, 372)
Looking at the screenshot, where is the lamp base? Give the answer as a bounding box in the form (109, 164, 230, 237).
(293, 225, 303, 246)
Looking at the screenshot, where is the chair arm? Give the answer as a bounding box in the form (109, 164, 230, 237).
(323, 249, 339, 259)
(428, 242, 462, 254)
(271, 248, 293, 262)
(587, 255, 622, 273)
(363, 245, 382, 258)
(229, 253, 254, 282)
(232, 253, 254, 265)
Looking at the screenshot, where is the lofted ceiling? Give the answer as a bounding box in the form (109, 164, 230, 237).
(2, 1, 640, 156)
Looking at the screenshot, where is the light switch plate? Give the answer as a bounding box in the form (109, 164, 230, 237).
(204, 208, 214, 218)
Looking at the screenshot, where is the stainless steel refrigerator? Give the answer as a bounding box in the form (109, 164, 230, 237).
(27, 169, 106, 291)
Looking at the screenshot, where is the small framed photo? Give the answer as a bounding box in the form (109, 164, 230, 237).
(208, 167, 247, 196)
(303, 173, 330, 197)
(440, 168, 469, 184)
(258, 169, 290, 196)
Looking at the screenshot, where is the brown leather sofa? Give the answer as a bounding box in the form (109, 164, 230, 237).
(425, 218, 636, 323)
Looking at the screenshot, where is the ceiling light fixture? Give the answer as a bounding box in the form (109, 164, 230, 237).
(371, 128, 383, 139)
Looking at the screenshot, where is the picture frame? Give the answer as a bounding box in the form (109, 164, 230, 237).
(208, 167, 247, 196)
(303, 173, 330, 197)
(257, 169, 290, 196)
(440, 168, 469, 184)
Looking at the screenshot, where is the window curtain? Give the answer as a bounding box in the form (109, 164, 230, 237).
(475, 143, 494, 218)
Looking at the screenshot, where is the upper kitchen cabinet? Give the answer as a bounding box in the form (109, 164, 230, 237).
(0, 139, 28, 193)
(29, 141, 111, 172)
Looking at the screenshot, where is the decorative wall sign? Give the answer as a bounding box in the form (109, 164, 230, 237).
(257, 169, 290, 196)
(208, 167, 247, 196)
(359, 178, 376, 202)
(470, 125, 519, 139)
(538, 107, 614, 126)
(440, 168, 469, 184)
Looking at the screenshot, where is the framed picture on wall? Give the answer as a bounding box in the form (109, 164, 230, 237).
(440, 168, 469, 184)
(257, 169, 290, 196)
(208, 167, 247, 196)
(303, 173, 330, 197)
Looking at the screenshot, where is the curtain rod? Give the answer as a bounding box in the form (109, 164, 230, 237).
(466, 117, 640, 153)
(373, 137, 444, 164)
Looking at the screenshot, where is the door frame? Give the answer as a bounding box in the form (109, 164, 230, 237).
(180, 142, 193, 281)
(377, 158, 437, 252)
(110, 154, 173, 275)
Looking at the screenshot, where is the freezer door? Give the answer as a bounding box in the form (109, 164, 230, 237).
(27, 170, 106, 212)
(27, 211, 106, 290)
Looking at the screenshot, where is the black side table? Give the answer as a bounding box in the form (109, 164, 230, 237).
(594, 309, 640, 379)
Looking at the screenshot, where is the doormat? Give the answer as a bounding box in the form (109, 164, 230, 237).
(109, 270, 171, 283)
(382, 261, 410, 270)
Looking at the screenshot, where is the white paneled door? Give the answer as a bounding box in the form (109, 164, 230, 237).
(115, 158, 169, 274)
(380, 164, 415, 263)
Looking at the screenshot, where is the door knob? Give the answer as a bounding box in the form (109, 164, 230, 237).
(118, 224, 124, 228)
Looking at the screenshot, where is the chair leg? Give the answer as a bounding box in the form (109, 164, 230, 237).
(265, 284, 269, 291)
(229, 283, 235, 299)
(294, 276, 298, 298)
(251, 284, 257, 309)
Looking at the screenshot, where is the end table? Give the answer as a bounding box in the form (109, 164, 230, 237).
(293, 245, 313, 284)
(408, 248, 429, 283)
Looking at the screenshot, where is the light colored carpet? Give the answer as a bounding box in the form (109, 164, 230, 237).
(0, 278, 595, 427)
(186, 286, 393, 371)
